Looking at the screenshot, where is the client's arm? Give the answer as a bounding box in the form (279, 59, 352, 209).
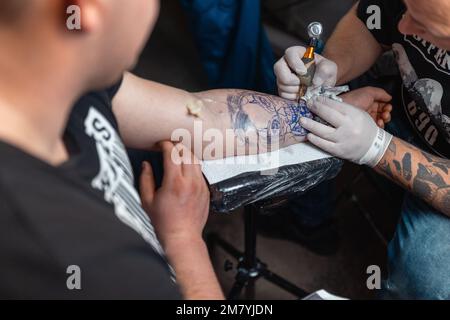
(112, 73, 311, 159)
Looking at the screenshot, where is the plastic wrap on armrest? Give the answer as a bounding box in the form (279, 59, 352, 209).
(209, 157, 343, 213)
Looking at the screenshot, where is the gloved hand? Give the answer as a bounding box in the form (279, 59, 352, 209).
(300, 97, 393, 167)
(274, 46, 338, 101)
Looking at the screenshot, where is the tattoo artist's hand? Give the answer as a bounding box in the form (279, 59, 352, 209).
(341, 87, 392, 128)
(301, 97, 393, 167)
(274, 46, 338, 100)
(139, 141, 210, 249)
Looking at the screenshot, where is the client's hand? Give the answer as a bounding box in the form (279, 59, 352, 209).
(139, 141, 210, 249)
(139, 142, 223, 300)
(340, 87, 392, 128)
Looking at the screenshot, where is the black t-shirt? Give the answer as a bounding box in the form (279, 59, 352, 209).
(0, 80, 181, 299)
(358, 0, 450, 158)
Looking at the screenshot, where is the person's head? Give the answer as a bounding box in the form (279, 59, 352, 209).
(399, 0, 450, 50)
(0, 0, 160, 91)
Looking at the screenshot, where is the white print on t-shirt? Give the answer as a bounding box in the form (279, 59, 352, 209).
(404, 35, 450, 75)
(84, 107, 165, 257)
(393, 43, 450, 146)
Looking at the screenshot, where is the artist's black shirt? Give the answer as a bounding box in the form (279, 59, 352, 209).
(0, 80, 181, 299)
(358, 0, 450, 158)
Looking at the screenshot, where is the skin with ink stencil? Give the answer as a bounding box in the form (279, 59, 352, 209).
(178, 89, 315, 158)
(227, 91, 313, 147)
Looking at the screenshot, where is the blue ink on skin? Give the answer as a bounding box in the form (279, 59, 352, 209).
(228, 92, 314, 144)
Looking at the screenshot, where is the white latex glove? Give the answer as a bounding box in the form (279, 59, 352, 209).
(274, 46, 338, 101)
(300, 97, 393, 167)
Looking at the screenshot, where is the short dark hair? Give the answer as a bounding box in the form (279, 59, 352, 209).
(0, 1, 27, 23)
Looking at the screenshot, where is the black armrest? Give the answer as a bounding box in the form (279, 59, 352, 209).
(209, 157, 343, 213)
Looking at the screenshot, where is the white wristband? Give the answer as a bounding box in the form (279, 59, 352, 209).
(358, 128, 393, 167)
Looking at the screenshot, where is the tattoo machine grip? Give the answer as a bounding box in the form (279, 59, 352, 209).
(298, 22, 323, 102)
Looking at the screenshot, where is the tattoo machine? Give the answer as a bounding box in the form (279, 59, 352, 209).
(298, 22, 323, 102)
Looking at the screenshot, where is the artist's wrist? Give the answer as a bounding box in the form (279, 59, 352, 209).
(358, 127, 393, 167)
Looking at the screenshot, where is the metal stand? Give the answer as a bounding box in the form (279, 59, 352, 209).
(208, 203, 308, 300)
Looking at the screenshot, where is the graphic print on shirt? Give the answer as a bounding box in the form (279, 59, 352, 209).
(84, 107, 165, 256)
(393, 40, 450, 158)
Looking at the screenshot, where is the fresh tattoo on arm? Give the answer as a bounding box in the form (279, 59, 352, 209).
(376, 137, 450, 216)
(226, 91, 313, 149)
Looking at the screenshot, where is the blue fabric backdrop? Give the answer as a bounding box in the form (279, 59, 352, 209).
(180, 0, 277, 94)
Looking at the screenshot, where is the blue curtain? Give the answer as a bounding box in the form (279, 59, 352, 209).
(180, 0, 277, 94)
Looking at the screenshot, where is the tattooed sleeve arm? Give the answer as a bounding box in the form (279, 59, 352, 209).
(113, 73, 311, 160)
(375, 137, 450, 216)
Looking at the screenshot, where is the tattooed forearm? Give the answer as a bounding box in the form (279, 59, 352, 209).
(376, 137, 450, 216)
(226, 91, 313, 149)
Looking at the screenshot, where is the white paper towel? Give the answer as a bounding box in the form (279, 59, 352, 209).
(201, 142, 332, 184)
